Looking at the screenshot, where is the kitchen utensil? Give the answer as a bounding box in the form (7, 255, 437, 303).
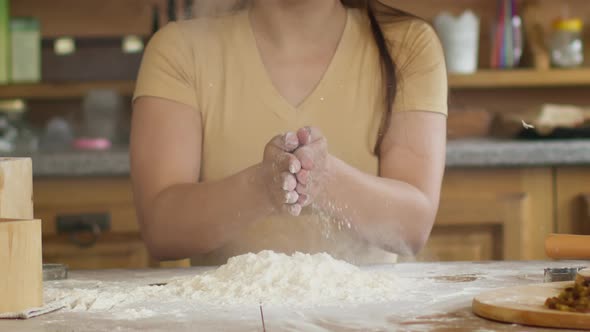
(0, 100, 38, 153)
(43, 264, 68, 281)
(544, 267, 587, 282)
(503, 0, 513, 67)
(81, 89, 123, 144)
(511, 0, 523, 67)
(0, 218, 43, 314)
(491, 0, 523, 69)
(545, 234, 590, 260)
(473, 281, 590, 330)
(73, 137, 111, 151)
(41, 117, 74, 151)
(522, 0, 550, 70)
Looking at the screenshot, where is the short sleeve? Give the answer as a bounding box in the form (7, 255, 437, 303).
(133, 22, 198, 109)
(388, 20, 448, 116)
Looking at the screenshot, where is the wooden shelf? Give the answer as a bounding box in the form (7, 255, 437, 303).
(1, 69, 590, 100)
(449, 69, 590, 89)
(0, 81, 136, 100)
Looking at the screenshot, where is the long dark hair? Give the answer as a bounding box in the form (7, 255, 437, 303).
(341, 0, 410, 152)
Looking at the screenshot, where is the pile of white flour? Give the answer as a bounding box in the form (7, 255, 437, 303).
(45, 251, 407, 313)
(165, 250, 405, 306)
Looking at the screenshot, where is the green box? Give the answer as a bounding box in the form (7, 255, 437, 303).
(0, 0, 10, 84)
(10, 17, 41, 83)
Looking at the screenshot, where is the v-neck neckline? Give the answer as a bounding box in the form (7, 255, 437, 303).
(240, 8, 352, 117)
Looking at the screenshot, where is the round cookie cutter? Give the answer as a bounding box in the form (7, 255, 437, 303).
(43, 264, 68, 281)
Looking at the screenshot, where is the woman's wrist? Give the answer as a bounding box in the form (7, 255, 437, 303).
(245, 163, 275, 215)
(314, 154, 344, 211)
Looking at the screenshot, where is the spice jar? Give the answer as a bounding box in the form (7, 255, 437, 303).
(550, 18, 584, 68)
(0, 99, 38, 153)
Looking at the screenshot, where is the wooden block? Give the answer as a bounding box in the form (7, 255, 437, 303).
(0, 218, 43, 313)
(0, 158, 33, 220)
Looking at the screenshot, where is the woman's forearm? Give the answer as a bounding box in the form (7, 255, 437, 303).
(142, 164, 273, 260)
(318, 156, 437, 255)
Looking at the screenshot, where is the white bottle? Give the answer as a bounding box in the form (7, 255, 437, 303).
(434, 11, 480, 74)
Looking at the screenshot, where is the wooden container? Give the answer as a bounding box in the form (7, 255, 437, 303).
(0, 218, 43, 313)
(0, 158, 33, 219)
(0, 158, 41, 313)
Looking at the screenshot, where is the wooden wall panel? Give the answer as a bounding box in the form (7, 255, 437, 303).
(42, 235, 149, 269)
(11, 0, 167, 38)
(433, 168, 554, 261)
(450, 87, 590, 116)
(556, 168, 590, 235)
(34, 178, 138, 235)
(417, 225, 501, 262)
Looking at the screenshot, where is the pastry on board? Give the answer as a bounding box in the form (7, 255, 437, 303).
(545, 268, 590, 313)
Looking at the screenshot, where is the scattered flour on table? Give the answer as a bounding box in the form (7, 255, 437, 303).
(44, 251, 408, 315)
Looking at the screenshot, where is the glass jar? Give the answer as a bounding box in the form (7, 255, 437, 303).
(81, 89, 123, 143)
(0, 100, 38, 153)
(0, 101, 19, 153)
(550, 18, 584, 68)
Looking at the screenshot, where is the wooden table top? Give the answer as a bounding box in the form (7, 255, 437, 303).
(1, 260, 588, 331)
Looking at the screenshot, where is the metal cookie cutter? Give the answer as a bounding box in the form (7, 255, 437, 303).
(43, 264, 68, 281)
(544, 266, 587, 283)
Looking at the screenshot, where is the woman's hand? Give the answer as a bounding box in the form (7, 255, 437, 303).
(261, 132, 304, 216)
(293, 127, 330, 208)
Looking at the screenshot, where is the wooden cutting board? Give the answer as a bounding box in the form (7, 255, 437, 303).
(473, 281, 590, 330)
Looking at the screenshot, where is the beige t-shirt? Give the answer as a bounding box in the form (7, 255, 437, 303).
(134, 8, 447, 265)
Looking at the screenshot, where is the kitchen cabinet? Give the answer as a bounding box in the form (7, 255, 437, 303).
(419, 168, 554, 262)
(42, 234, 148, 270)
(34, 168, 561, 268)
(556, 168, 590, 236)
(34, 177, 151, 269)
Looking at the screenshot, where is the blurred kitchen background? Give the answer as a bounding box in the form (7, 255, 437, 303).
(1, 0, 589, 269)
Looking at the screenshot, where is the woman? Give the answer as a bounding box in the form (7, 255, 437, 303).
(131, 0, 447, 265)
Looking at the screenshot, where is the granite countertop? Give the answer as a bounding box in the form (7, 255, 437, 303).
(445, 139, 590, 167)
(0, 260, 586, 331)
(4, 139, 590, 177)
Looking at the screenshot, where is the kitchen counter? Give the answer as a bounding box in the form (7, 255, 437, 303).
(18, 147, 130, 177)
(0, 260, 587, 331)
(5, 139, 590, 176)
(445, 139, 590, 167)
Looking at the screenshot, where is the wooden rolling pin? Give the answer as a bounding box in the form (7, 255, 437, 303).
(545, 234, 590, 259)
